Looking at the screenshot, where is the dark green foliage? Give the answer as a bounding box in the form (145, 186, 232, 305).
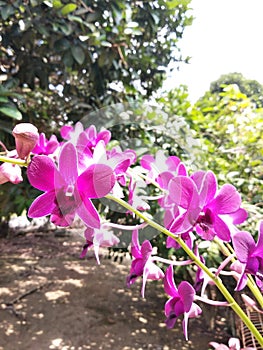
(0, 0, 193, 131)
(210, 72, 263, 108)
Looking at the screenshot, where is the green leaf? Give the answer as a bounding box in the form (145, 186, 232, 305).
(55, 38, 70, 51)
(0, 106, 22, 120)
(1, 5, 16, 20)
(71, 45, 85, 65)
(52, 0, 63, 9)
(0, 97, 9, 103)
(60, 4, 77, 16)
(62, 51, 74, 68)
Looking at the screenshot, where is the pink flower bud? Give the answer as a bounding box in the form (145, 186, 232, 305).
(0, 163, 23, 184)
(12, 123, 39, 159)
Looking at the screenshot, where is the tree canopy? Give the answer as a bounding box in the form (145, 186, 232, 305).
(210, 72, 263, 108)
(0, 0, 193, 136)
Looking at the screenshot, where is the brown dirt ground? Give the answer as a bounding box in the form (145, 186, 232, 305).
(0, 228, 231, 350)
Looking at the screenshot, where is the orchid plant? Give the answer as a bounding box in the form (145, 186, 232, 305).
(0, 121, 262, 348)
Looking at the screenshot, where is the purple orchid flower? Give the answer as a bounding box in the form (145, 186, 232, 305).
(141, 150, 187, 184)
(192, 171, 247, 242)
(209, 337, 256, 350)
(232, 222, 263, 291)
(80, 225, 120, 264)
(127, 230, 164, 297)
(32, 132, 60, 156)
(164, 265, 202, 341)
(61, 122, 111, 151)
(27, 142, 115, 227)
(163, 176, 201, 235)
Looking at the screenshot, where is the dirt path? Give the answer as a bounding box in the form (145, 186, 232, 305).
(0, 230, 229, 350)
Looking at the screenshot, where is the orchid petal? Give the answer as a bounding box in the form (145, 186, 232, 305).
(77, 198, 100, 228)
(164, 265, 178, 297)
(178, 281, 195, 312)
(59, 142, 78, 184)
(28, 191, 56, 217)
(85, 124, 97, 141)
(141, 240, 153, 262)
(191, 170, 217, 207)
(231, 208, 248, 225)
(97, 129, 111, 145)
(232, 231, 255, 263)
(51, 211, 75, 227)
(246, 258, 259, 276)
(157, 171, 174, 190)
(164, 298, 177, 319)
(77, 164, 115, 198)
(168, 176, 199, 209)
(210, 184, 241, 214)
(141, 154, 155, 170)
(213, 215, 231, 242)
(131, 230, 142, 258)
(60, 125, 73, 139)
(27, 155, 62, 191)
(182, 311, 190, 341)
(166, 155, 181, 171)
(256, 221, 263, 251)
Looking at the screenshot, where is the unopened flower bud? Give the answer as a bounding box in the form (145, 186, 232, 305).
(12, 123, 39, 159)
(0, 163, 23, 184)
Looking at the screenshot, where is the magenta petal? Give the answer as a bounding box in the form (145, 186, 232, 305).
(131, 230, 142, 258)
(77, 164, 115, 198)
(131, 259, 144, 276)
(142, 261, 162, 297)
(178, 281, 195, 312)
(174, 299, 184, 316)
(164, 265, 178, 297)
(141, 240, 153, 261)
(168, 176, 200, 210)
(164, 298, 176, 318)
(77, 132, 92, 154)
(232, 231, 255, 263)
(77, 198, 100, 228)
(166, 156, 180, 171)
(59, 142, 78, 184)
(86, 125, 97, 140)
(213, 215, 231, 242)
(27, 156, 62, 191)
(231, 208, 248, 224)
(256, 221, 263, 251)
(194, 171, 217, 207)
(28, 191, 56, 217)
(141, 154, 155, 170)
(210, 184, 241, 214)
(157, 172, 174, 190)
(60, 125, 73, 139)
(246, 258, 259, 275)
(97, 129, 111, 144)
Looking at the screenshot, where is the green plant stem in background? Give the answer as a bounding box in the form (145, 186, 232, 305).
(0, 155, 28, 167)
(105, 194, 263, 347)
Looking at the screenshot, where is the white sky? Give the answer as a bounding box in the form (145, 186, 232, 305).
(164, 0, 263, 102)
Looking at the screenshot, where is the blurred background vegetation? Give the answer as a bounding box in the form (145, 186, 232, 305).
(0, 0, 262, 252)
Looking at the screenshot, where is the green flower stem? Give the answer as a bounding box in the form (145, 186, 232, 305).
(105, 194, 263, 347)
(215, 238, 263, 309)
(0, 155, 28, 167)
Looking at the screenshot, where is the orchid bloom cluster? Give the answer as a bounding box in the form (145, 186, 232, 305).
(0, 122, 262, 348)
